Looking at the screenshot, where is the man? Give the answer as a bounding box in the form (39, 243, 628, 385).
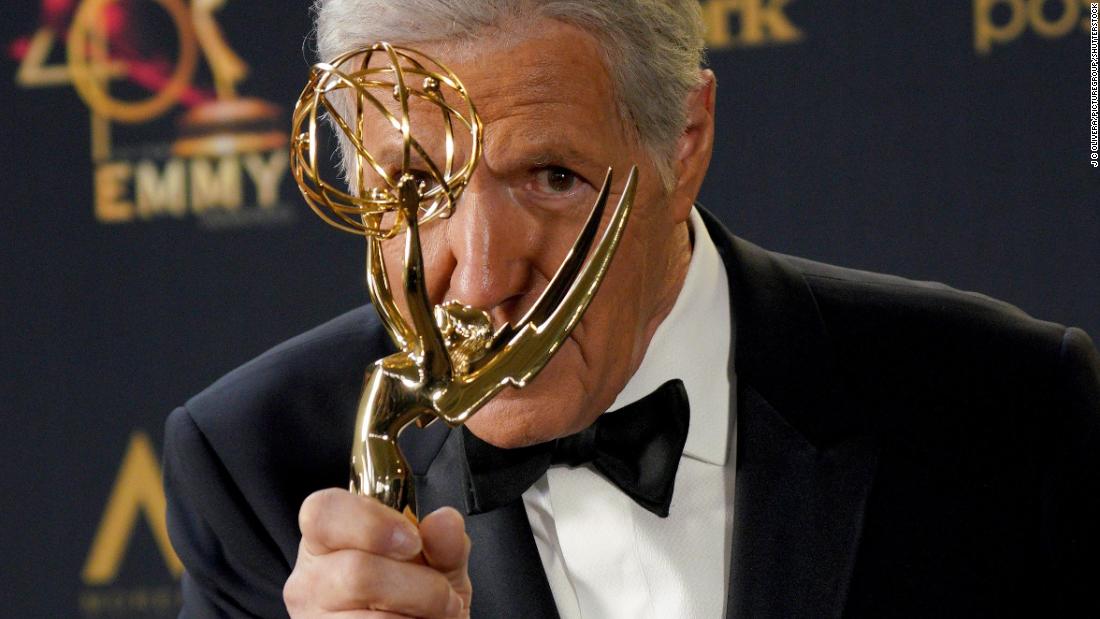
(164, 1, 1100, 617)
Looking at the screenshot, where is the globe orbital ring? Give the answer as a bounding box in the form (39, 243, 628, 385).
(290, 42, 482, 238)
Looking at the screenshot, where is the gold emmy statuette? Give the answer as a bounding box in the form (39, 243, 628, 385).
(290, 43, 637, 521)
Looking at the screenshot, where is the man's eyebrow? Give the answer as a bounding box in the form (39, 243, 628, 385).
(364, 146, 449, 173)
(520, 145, 606, 173)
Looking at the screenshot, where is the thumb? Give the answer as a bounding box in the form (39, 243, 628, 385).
(420, 507, 473, 610)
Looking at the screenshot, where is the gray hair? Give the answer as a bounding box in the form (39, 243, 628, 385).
(311, 0, 706, 190)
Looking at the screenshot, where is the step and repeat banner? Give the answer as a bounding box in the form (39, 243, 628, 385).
(2, 1, 1096, 616)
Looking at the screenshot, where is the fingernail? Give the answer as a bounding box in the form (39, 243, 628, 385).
(446, 590, 463, 617)
(390, 525, 420, 557)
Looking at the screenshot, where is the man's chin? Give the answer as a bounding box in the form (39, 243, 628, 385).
(460, 337, 604, 448)
(463, 387, 583, 449)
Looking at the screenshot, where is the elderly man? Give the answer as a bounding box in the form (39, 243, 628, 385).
(164, 1, 1100, 618)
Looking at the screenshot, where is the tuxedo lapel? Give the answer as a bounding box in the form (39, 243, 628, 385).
(700, 209, 878, 618)
(727, 385, 877, 618)
(414, 428, 559, 619)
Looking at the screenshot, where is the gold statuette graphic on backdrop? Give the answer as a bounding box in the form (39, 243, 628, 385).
(290, 43, 637, 519)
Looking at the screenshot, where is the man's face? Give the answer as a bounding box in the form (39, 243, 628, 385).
(361, 20, 700, 447)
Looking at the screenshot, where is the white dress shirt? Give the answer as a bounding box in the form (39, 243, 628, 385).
(521, 208, 736, 618)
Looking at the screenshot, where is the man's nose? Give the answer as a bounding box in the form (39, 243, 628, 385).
(442, 180, 534, 319)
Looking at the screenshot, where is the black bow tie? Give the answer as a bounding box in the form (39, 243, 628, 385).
(462, 379, 690, 518)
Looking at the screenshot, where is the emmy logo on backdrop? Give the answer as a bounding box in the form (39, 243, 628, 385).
(65, 0, 284, 158)
(11, 0, 291, 226)
(289, 43, 637, 519)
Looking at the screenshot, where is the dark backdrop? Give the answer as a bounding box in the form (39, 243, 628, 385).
(2, 1, 1096, 616)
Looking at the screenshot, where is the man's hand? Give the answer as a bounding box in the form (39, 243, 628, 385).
(285, 488, 472, 618)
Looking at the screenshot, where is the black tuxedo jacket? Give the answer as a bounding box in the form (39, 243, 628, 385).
(165, 210, 1100, 618)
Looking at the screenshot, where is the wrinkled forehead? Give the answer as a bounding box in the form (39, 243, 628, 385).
(337, 21, 625, 180)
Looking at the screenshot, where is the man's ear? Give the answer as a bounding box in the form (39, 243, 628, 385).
(669, 69, 716, 224)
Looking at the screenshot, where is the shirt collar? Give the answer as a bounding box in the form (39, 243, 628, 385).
(606, 208, 733, 466)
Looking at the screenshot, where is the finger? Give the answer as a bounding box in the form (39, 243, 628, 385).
(286, 542, 432, 617)
(420, 506, 472, 610)
(420, 507, 470, 576)
(319, 549, 464, 618)
(299, 488, 421, 560)
(333, 611, 414, 619)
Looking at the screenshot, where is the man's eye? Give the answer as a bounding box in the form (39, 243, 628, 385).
(535, 166, 581, 194)
(408, 169, 437, 191)
(385, 168, 437, 191)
